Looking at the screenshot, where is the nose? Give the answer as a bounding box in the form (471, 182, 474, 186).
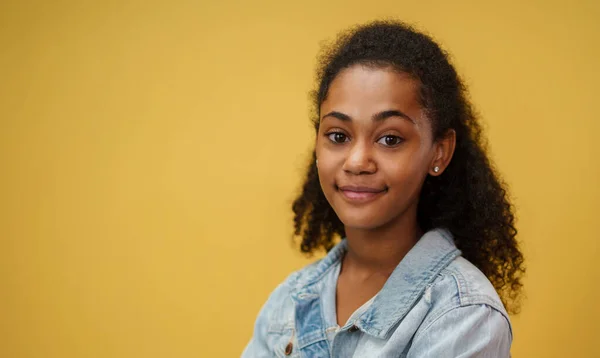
(342, 139, 376, 175)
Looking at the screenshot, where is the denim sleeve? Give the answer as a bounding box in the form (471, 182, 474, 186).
(407, 304, 512, 358)
(241, 279, 293, 358)
(241, 295, 272, 358)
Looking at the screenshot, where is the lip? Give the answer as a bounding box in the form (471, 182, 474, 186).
(337, 185, 387, 203)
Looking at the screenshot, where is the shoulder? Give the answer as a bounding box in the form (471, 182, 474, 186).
(255, 258, 325, 319)
(445, 256, 507, 311)
(273, 258, 324, 295)
(242, 260, 324, 357)
(270, 241, 345, 296)
(423, 255, 511, 334)
(244, 258, 328, 352)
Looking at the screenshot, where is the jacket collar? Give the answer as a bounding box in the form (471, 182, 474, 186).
(292, 228, 460, 340)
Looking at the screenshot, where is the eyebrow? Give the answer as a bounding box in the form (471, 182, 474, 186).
(321, 109, 416, 124)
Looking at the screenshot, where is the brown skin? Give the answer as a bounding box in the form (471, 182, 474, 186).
(315, 65, 456, 326)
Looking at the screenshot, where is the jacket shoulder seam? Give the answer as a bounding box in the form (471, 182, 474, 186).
(414, 302, 511, 343)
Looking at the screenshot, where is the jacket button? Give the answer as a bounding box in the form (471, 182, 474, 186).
(349, 325, 359, 332)
(284, 342, 293, 355)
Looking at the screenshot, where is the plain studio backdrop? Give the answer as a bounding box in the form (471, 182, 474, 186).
(1, 0, 598, 357)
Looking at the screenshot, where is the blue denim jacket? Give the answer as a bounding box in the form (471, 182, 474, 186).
(243, 229, 512, 357)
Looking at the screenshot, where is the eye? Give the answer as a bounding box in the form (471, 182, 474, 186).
(326, 132, 350, 144)
(377, 135, 404, 147)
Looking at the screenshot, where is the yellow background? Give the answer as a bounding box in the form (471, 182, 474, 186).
(1, 0, 598, 357)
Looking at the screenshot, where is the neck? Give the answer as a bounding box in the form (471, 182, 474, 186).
(343, 209, 422, 275)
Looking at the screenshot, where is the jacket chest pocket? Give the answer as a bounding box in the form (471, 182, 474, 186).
(267, 324, 300, 358)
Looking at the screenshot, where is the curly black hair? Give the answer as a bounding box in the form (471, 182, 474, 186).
(292, 20, 525, 313)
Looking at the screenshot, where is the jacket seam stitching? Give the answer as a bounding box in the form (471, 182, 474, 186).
(413, 302, 511, 343)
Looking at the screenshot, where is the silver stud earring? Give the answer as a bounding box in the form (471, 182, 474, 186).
(433, 166, 440, 173)
(316, 159, 318, 166)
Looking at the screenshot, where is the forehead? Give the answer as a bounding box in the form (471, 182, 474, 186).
(321, 65, 423, 120)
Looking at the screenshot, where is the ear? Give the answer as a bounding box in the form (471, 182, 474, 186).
(429, 129, 456, 176)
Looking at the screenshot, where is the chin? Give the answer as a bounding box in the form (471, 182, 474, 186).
(336, 212, 388, 231)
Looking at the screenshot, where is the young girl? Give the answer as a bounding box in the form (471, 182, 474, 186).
(243, 20, 524, 357)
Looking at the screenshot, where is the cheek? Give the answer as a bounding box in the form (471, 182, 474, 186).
(383, 152, 429, 189)
(316, 157, 342, 204)
(316, 158, 336, 189)
(315, 141, 342, 174)
(315, 137, 326, 163)
(386, 152, 419, 173)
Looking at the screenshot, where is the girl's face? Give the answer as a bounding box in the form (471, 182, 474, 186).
(316, 65, 452, 231)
